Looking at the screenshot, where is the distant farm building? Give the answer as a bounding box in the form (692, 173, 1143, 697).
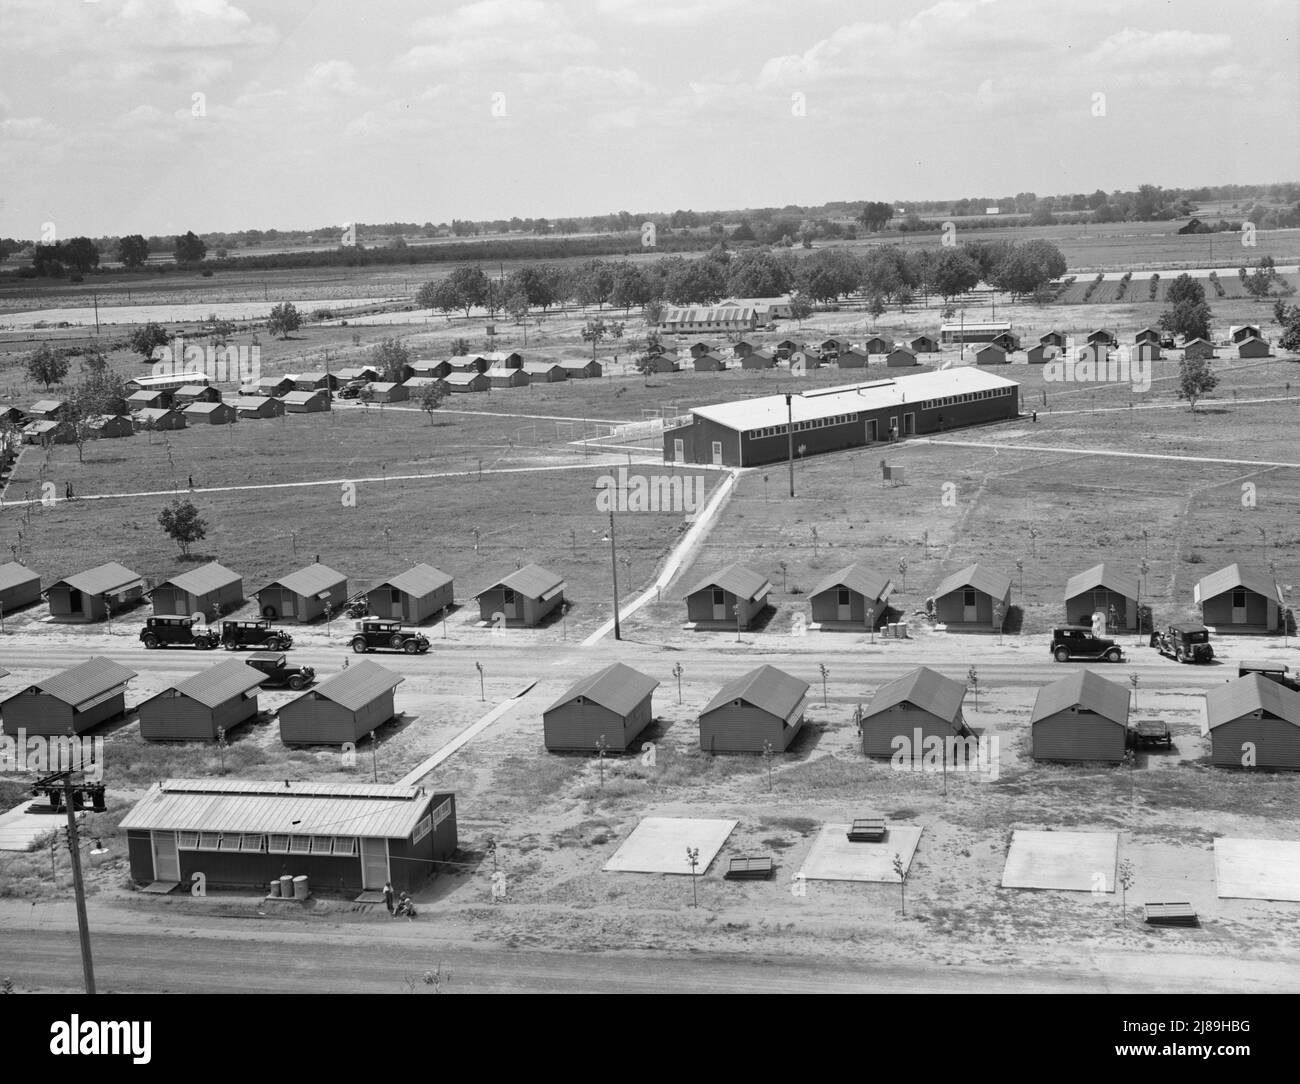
(683, 564, 772, 629)
(45, 562, 145, 622)
(487, 367, 530, 389)
(1237, 337, 1271, 358)
(689, 341, 717, 358)
(83, 415, 133, 439)
(643, 354, 681, 373)
(989, 332, 1020, 352)
(542, 662, 659, 752)
(151, 561, 243, 618)
(131, 407, 187, 431)
(974, 343, 1009, 365)
(126, 390, 171, 411)
(1039, 331, 1066, 348)
(1205, 675, 1300, 771)
(808, 564, 893, 628)
(278, 660, 403, 746)
(1134, 340, 1162, 361)
(558, 359, 601, 379)
(337, 366, 379, 383)
(836, 348, 869, 369)
(1194, 564, 1282, 633)
(367, 382, 408, 403)
(732, 340, 756, 359)
(475, 564, 565, 627)
(1087, 329, 1116, 347)
(27, 399, 67, 420)
(1134, 327, 1161, 345)
(719, 296, 793, 320)
(1064, 563, 1139, 631)
(940, 321, 1012, 344)
(411, 360, 451, 379)
(693, 353, 728, 373)
(447, 355, 489, 374)
(863, 335, 891, 355)
(0, 562, 41, 612)
(403, 376, 449, 396)
(290, 372, 339, 392)
(282, 390, 331, 413)
(698, 665, 808, 754)
(121, 778, 456, 893)
(660, 305, 758, 334)
(1026, 344, 1054, 365)
(136, 658, 264, 742)
(520, 362, 567, 383)
(1183, 338, 1216, 360)
(365, 564, 454, 624)
(663, 369, 1019, 467)
(1, 656, 136, 737)
(483, 351, 523, 369)
(740, 349, 777, 371)
(173, 384, 221, 405)
(1230, 325, 1261, 344)
(231, 396, 284, 419)
(860, 666, 970, 759)
(256, 563, 348, 623)
(932, 563, 1012, 631)
(886, 347, 920, 367)
(254, 376, 295, 397)
(820, 336, 852, 356)
(125, 372, 209, 394)
(1030, 670, 1131, 763)
(444, 372, 491, 393)
(184, 401, 238, 425)
(910, 335, 939, 354)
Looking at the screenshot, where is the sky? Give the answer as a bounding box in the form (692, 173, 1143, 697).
(1, 0, 1297, 238)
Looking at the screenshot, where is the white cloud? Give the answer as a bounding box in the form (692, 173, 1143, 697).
(596, 0, 748, 27)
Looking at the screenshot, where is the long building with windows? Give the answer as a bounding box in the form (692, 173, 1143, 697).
(663, 367, 1020, 467)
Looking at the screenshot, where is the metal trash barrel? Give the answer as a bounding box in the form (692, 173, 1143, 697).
(887, 623, 898, 638)
(293, 875, 310, 900)
(269, 879, 281, 898)
(897, 621, 908, 638)
(279, 875, 294, 899)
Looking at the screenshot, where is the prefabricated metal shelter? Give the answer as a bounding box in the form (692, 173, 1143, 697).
(1030, 670, 1131, 763)
(859, 666, 970, 758)
(863, 336, 892, 354)
(836, 348, 869, 368)
(256, 563, 348, 623)
(150, 561, 244, 618)
(231, 396, 284, 419)
(282, 390, 331, 412)
(136, 658, 264, 741)
(184, 401, 238, 425)
(887, 347, 920, 367)
(1183, 338, 1216, 360)
(698, 665, 809, 753)
(1039, 331, 1066, 348)
(121, 778, 456, 893)
(487, 366, 530, 389)
(693, 353, 728, 373)
(44, 562, 145, 622)
(254, 376, 295, 397)
(444, 372, 491, 393)
(367, 382, 408, 403)
(0, 562, 42, 612)
(910, 335, 940, 353)
(365, 564, 454, 624)
(0, 656, 136, 737)
(131, 407, 187, 430)
(932, 563, 1013, 630)
(1237, 336, 1271, 358)
(558, 359, 602, 378)
(1064, 563, 1139, 632)
(542, 662, 659, 752)
(278, 660, 403, 746)
(1195, 563, 1282, 633)
(683, 564, 772, 628)
(808, 564, 893, 627)
(1205, 674, 1300, 770)
(974, 343, 1009, 365)
(475, 564, 565, 626)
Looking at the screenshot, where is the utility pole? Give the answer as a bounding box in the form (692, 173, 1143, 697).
(785, 392, 795, 497)
(608, 507, 621, 640)
(62, 775, 96, 995)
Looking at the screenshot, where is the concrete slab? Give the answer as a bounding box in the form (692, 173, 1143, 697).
(0, 800, 74, 852)
(798, 824, 922, 883)
(603, 816, 737, 875)
(1214, 838, 1300, 902)
(1001, 830, 1118, 892)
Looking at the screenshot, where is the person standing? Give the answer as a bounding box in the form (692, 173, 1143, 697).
(382, 880, 395, 915)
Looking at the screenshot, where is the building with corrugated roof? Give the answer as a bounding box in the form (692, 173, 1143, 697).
(1205, 674, 1300, 770)
(120, 778, 456, 893)
(365, 564, 453, 624)
(1030, 671, 1131, 763)
(683, 564, 771, 628)
(278, 660, 403, 745)
(860, 666, 970, 759)
(940, 321, 1012, 344)
(808, 564, 893, 628)
(282, 389, 331, 413)
(698, 665, 809, 753)
(151, 561, 244, 618)
(137, 658, 265, 741)
(1194, 563, 1283, 633)
(932, 563, 1012, 630)
(256, 563, 348, 623)
(44, 562, 145, 622)
(230, 395, 284, 419)
(543, 663, 659, 752)
(1, 657, 136, 736)
(474, 564, 565, 627)
(659, 304, 759, 334)
(1064, 563, 1139, 632)
(0, 562, 41, 612)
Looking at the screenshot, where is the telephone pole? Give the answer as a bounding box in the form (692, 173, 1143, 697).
(785, 392, 795, 497)
(61, 774, 96, 994)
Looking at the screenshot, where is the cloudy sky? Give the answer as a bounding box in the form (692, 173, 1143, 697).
(1, 0, 1296, 238)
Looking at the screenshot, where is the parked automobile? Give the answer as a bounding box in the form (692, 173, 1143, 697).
(349, 618, 430, 654)
(1237, 661, 1300, 691)
(140, 615, 219, 650)
(337, 379, 368, 400)
(1050, 626, 1124, 662)
(1150, 624, 1214, 664)
(221, 619, 294, 651)
(244, 651, 315, 690)
(1131, 720, 1172, 749)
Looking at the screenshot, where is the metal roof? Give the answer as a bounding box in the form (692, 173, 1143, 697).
(119, 778, 438, 838)
(146, 658, 265, 709)
(285, 659, 401, 713)
(52, 561, 143, 596)
(1206, 674, 1300, 729)
(132, 407, 182, 420)
(478, 563, 564, 600)
(933, 563, 1012, 602)
(1029, 670, 1131, 726)
(290, 371, 331, 381)
(702, 665, 809, 720)
(229, 396, 275, 410)
(1195, 563, 1281, 603)
(337, 367, 378, 379)
(1064, 562, 1139, 601)
(29, 399, 65, 413)
(255, 376, 291, 387)
(369, 382, 401, 392)
(0, 562, 40, 592)
(185, 401, 231, 414)
(809, 563, 893, 602)
(19, 656, 136, 708)
(261, 563, 346, 598)
(662, 305, 758, 323)
(521, 362, 563, 374)
(545, 662, 660, 717)
(156, 561, 242, 597)
(175, 385, 211, 395)
(374, 564, 452, 598)
(683, 563, 771, 603)
(129, 372, 208, 389)
(687, 368, 1018, 433)
(940, 322, 1011, 332)
(863, 666, 966, 724)
(445, 372, 485, 385)
(281, 390, 328, 404)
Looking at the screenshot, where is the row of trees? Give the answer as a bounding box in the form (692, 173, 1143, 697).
(24, 231, 209, 277)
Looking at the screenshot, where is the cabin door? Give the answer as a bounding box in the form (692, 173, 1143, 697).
(864, 419, 878, 443)
(712, 588, 727, 622)
(963, 589, 978, 623)
(673, 439, 684, 462)
(152, 832, 180, 882)
(359, 838, 389, 890)
(902, 413, 915, 436)
(837, 589, 852, 622)
(390, 588, 403, 620)
(1231, 590, 1247, 624)
(503, 588, 518, 621)
(711, 441, 723, 465)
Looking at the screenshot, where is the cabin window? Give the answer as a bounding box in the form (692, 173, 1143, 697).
(503, 588, 515, 605)
(333, 837, 357, 856)
(433, 800, 452, 827)
(240, 834, 264, 852)
(218, 833, 241, 851)
(838, 589, 851, 606)
(1232, 590, 1247, 608)
(267, 834, 290, 853)
(412, 814, 433, 844)
(713, 588, 725, 606)
(198, 832, 221, 851)
(310, 836, 333, 854)
(289, 835, 311, 854)
(178, 831, 199, 849)
(963, 589, 977, 607)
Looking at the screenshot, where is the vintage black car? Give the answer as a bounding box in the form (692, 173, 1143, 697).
(1150, 624, 1214, 664)
(1050, 626, 1124, 662)
(1131, 720, 1172, 749)
(140, 615, 219, 650)
(349, 618, 430, 654)
(1237, 660, 1300, 691)
(221, 619, 294, 651)
(244, 651, 315, 690)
